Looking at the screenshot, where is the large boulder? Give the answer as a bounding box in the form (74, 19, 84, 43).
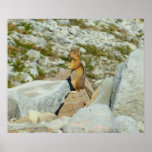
(63, 104, 117, 133)
(8, 80, 70, 117)
(110, 49, 144, 128)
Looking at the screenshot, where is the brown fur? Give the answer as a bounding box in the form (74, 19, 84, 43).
(69, 48, 85, 90)
(69, 48, 92, 98)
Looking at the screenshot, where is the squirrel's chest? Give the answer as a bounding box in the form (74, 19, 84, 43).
(70, 67, 85, 90)
(70, 66, 84, 80)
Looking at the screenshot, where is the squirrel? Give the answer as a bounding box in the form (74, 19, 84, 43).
(67, 48, 92, 99)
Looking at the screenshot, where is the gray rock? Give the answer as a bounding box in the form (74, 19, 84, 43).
(8, 65, 14, 73)
(8, 65, 14, 78)
(8, 36, 16, 45)
(79, 47, 86, 53)
(92, 77, 113, 106)
(8, 116, 70, 132)
(43, 116, 71, 132)
(38, 112, 57, 123)
(110, 62, 126, 107)
(8, 121, 50, 132)
(8, 122, 37, 131)
(114, 50, 124, 61)
(69, 26, 80, 36)
(8, 98, 20, 120)
(137, 121, 144, 133)
(32, 23, 44, 33)
(18, 26, 25, 31)
(57, 130, 63, 133)
(47, 19, 57, 26)
(24, 110, 40, 124)
(63, 104, 117, 133)
(85, 20, 95, 26)
(110, 49, 144, 123)
(57, 20, 69, 25)
(115, 115, 139, 133)
(38, 57, 51, 67)
(8, 80, 70, 117)
(24, 61, 39, 78)
(26, 49, 41, 62)
(22, 34, 47, 48)
(56, 34, 68, 45)
(20, 72, 33, 82)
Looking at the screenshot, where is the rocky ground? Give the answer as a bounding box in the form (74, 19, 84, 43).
(8, 19, 144, 89)
(8, 19, 144, 133)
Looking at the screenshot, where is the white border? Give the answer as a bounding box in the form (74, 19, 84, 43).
(0, 0, 152, 152)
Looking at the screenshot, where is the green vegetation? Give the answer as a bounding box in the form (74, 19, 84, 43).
(9, 39, 53, 58)
(81, 57, 93, 71)
(21, 54, 29, 61)
(39, 46, 52, 56)
(101, 23, 130, 44)
(78, 43, 132, 62)
(14, 39, 35, 50)
(8, 21, 33, 35)
(37, 66, 46, 78)
(59, 55, 69, 62)
(27, 73, 37, 80)
(69, 19, 88, 29)
(86, 73, 96, 79)
(115, 45, 132, 55)
(8, 45, 27, 58)
(68, 19, 98, 30)
(13, 59, 25, 72)
(35, 19, 47, 22)
(8, 23, 21, 35)
(140, 19, 144, 23)
(101, 23, 140, 47)
(18, 22, 33, 32)
(58, 64, 67, 68)
(81, 56, 97, 79)
(78, 44, 104, 55)
(8, 80, 15, 88)
(136, 32, 144, 37)
(78, 44, 115, 60)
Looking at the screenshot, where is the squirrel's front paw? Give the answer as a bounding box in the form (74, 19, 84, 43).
(70, 91, 77, 94)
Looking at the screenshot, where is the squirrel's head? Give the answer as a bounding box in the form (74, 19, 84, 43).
(69, 48, 80, 59)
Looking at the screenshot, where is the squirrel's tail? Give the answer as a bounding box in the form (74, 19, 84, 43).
(84, 85, 93, 99)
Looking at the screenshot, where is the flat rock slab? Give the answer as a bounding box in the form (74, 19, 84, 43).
(58, 89, 90, 117)
(8, 80, 70, 117)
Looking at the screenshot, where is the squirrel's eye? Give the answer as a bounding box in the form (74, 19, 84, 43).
(73, 51, 76, 54)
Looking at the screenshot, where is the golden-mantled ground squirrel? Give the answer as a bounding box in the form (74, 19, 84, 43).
(68, 48, 92, 98)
